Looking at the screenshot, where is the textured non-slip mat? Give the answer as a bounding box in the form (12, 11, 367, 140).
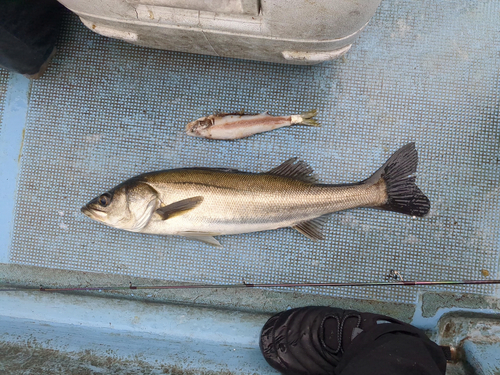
(9, 1, 500, 304)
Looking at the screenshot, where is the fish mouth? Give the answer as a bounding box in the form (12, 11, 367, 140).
(185, 122, 200, 136)
(81, 205, 106, 220)
(81, 206, 94, 218)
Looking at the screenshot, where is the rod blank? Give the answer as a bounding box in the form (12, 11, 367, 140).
(0, 279, 499, 293)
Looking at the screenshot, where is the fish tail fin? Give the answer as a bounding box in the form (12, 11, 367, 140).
(298, 109, 320, 126)
(365, 143, 430, 217)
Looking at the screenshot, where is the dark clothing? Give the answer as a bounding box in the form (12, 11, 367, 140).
(260, 306, 447, 375)
(336, 323, 447, 375)
(0, 0, 62, 76)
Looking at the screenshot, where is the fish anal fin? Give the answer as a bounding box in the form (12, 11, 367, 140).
(292, 215, 330, 241)
(267, 158, 319, 183)
(178, 232, 222, 247)
(156, 196, 204, 220)
(189, 236, 222, 247)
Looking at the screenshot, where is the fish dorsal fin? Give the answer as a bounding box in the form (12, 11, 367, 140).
(292, 215, 330, 241)
(267, 158, 319, 183)
(156, 196, 204, 220)
(215, 109, 246, 117)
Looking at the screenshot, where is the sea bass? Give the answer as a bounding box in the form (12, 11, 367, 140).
(82, 143, 430, 247)
(185, 109, 319, 139)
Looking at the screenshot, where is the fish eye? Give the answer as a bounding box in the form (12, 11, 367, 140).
(98, 192, 112, 207)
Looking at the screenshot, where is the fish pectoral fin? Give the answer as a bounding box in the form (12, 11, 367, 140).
(267, 158, 319, 183)
(178, 232, 222, 247)
(292, 215, 330, 241)
(155, 196, 204, 220)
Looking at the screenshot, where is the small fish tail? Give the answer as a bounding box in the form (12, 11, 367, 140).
(366, 143, 430, 216)
(299, 109, 320, 127)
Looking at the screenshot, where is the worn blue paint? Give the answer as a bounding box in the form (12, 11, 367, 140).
(0, 291, 277, 374)
(411, 293, 500, 374)
(411, 292, 500, 331)
(0, 74, 30, 263)
(463, 341, 500, 375)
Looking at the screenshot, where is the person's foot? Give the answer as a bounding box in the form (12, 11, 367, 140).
(259, 306, 423, 375)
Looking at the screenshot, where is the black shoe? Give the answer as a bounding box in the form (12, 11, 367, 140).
(259, 306, 416, 375)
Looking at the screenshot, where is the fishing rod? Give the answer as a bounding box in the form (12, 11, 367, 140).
(0, 279, 499, 293)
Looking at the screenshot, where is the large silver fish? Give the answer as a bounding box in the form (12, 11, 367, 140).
(82, 143, 429, 246)
(185, 110, 319, 140)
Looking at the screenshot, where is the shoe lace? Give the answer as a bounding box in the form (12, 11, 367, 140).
(319, 313, 361, 354)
